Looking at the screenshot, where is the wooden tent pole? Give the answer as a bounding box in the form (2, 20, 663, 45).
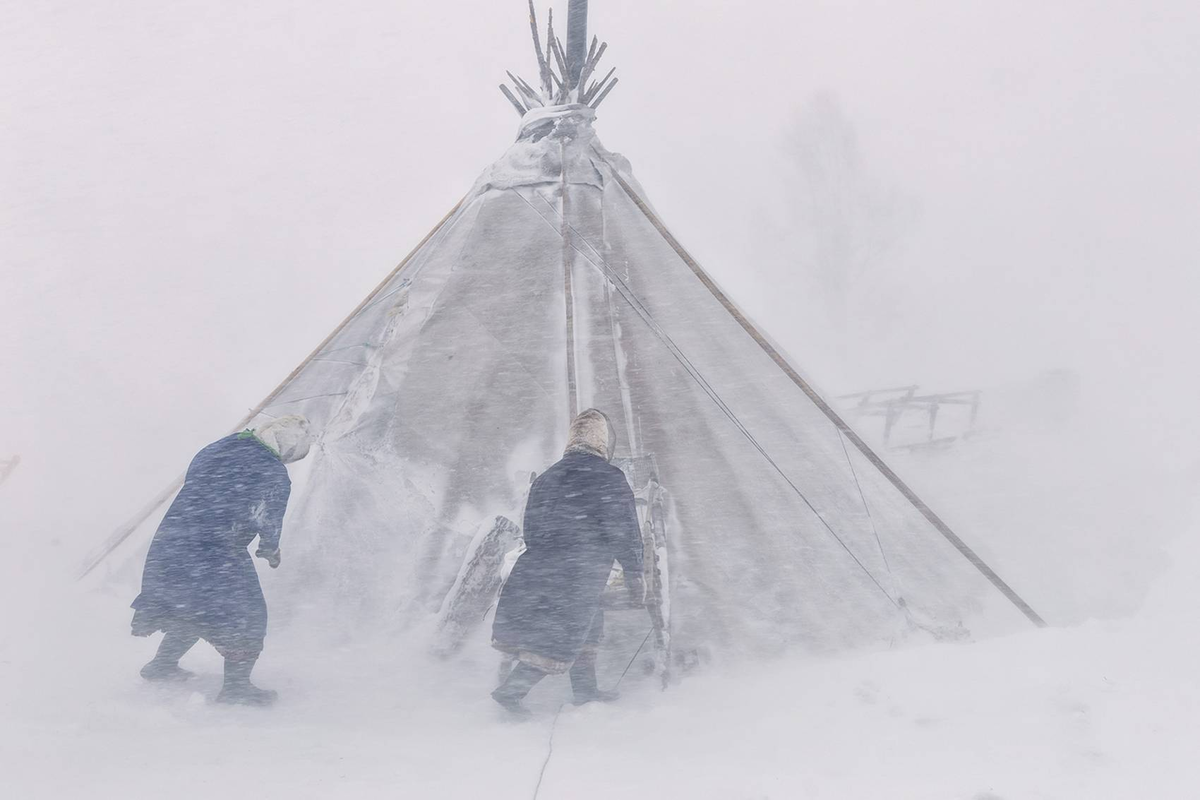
(561, 142, 580, 417)
(77, 199, 465, 581)
(565, 0, 589, 89)
(610, 171, 1047, 628)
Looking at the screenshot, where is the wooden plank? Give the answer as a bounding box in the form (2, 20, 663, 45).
(528, 0, 552, 95)
(583, 67, 615, 103)
(500, 84, 528, 116)
(508, 71, 544, 107)
(588, 76, 619, 109)
(576, 37, 603, 94)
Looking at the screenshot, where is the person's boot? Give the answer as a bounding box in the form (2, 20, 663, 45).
(491, 661, 545, 716)
(570, 650, 619, 705)
(216, 653, 277, 707)
(140, 630, 199, 682)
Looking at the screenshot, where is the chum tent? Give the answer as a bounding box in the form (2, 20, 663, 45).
(81, 1, 1042, 681)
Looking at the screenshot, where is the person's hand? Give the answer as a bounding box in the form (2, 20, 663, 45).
(626, 574, 646, 607)
(256, 547, 282, 569)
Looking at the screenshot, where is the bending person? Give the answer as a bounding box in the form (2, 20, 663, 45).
(491, 409, 644, 714)
(131, 415, 312, 706)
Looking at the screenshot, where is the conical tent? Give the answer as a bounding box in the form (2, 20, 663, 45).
(84, 5, 1041, 675)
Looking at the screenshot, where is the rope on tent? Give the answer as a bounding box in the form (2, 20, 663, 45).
(530, 623, 652, 800)
(528, 190, 903, 609)
(538, 183, 1030, 636)
(838, 437, 975, 642)
(513, 189, 903, 612)
(356, 281, 412, 315)
(310, 358, 371, 368)
(838, 431, 896, 587)
(532, 704, 565, 800)
(317, 343, 379, 357)
(618, 626, 656, 687)
(605, 166, 1048, 629)
(265, 391, 350, 410)
(76, 198, 467, 581)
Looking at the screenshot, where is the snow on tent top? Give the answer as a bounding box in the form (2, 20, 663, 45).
(83, 5, 1042, 676)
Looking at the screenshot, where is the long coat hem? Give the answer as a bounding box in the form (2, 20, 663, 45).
(130, 433, 289, 656)
(491, 452, 643, 666)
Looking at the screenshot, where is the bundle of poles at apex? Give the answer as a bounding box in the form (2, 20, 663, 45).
(500, 0, 618, 115)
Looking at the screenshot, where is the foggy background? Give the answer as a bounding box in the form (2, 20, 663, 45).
(3, 0, 1199, 627)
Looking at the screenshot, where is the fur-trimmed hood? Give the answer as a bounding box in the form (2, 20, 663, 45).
(255, 415, 312, 464)
(563, 408, 615, 461)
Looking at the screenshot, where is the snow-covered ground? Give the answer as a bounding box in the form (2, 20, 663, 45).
(5, 458, 1198, 800)
(3, 521, 1197, 800)
(5, 380, 1193, 799)
(2, 399, 1185, 799)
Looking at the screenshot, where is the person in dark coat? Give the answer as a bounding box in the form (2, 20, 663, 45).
(491, 409, 644, 713)
(131, 414, 312, 706)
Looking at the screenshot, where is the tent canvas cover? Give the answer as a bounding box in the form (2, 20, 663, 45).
(83, 3, 1041, 682)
